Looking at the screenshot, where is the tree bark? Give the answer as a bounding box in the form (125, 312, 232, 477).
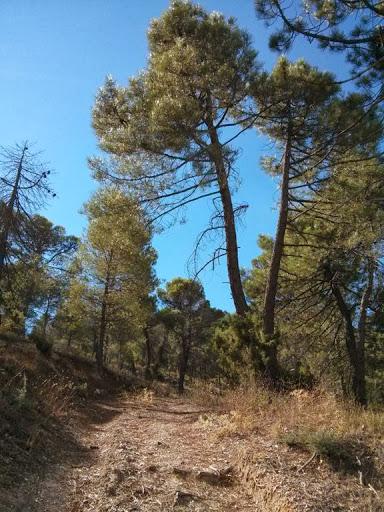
(42, 297, 51, 337)
(97, 293, 107, 372)
(325, 261, 370, 406)
(330, 282, 363, 404)
(206, 120, 248, 316)
(144, 326, 153, 379)
(118, 336, 123, 370)
(262, 123, 292, 381)
(178, 317, 193, 394)
(355, 258, 374, 405)
(153, 332, 167, 379)
(96, 252, 113, 373)
(131, 357, 137, 375)
(178, 336, 190, 393)
(92, 328, 97, 356)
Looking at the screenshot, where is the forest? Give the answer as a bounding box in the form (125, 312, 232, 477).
(1, 1, 384, 511)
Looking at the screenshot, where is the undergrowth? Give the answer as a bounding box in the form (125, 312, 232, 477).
(280, 429, 371, 475)
(216, 384, 384, 441)
(191, 382, 384, 510)
(0, 340, 136, 510)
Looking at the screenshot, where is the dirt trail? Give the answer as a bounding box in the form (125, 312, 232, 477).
(36, 394, 254, 512)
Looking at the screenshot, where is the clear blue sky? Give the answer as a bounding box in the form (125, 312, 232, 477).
(0, 0, 346, 311)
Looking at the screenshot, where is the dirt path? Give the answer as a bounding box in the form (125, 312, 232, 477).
(35, 393, 254, 511)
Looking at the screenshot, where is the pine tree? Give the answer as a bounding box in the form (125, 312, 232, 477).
(91, 1, 259, 315)
(251, 58, 339, 381)
(255, 0, 384, 90)
(0, 143, 55, 311)
(158, 278, 209, 392)
(67, 188, 157, 371)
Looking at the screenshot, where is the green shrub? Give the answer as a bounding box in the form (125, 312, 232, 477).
(211, 313, 256, 383)
(30, 333, 52, 356)
(281, 429, 369, 474)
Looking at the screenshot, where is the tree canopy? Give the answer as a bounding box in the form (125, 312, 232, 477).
(1, 1, 384, 405)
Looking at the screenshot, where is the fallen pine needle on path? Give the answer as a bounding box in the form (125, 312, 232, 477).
(36, 393, 254, 511)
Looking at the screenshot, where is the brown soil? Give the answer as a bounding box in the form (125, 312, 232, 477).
(33, 394, 255, 511)
(2, 344, 382, 511)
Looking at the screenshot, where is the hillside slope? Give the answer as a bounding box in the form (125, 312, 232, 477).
(0, 341, 134, 512)
(1, 342, 383, 511)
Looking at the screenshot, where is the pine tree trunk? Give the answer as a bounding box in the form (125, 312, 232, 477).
(328, 272, 367, 406)
(97, 296, 107, 373)
(153, 332, 167, 378)
(144, 326, 153, 379)
(92, 329, 97, 356)
(178, 344, 188, 394)
(178, 333, 191, 394)
(96, 251, 114, 373)
(97, 277, 111, 372)
(356, 258, 374, 405)
(262, 125, 292, 381)
(42, 297, 51, 337)
(118, 337, 123, 370)
(206, 121, 248, 316)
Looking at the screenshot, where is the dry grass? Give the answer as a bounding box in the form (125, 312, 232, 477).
(187, 380, 224, 405)
(0, 340, 136, 511)
(217, 384, 384, 439)
(135, 387, 155, 404)
(196, 382, 384, 511)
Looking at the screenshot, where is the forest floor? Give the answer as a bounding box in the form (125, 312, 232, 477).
(1, 343, 383, 512)
(24, 389, 384, 512)
(34, 392, 255, 512)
